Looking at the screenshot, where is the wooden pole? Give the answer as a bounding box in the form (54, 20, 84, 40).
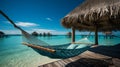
(95, 26, 98, 45)
(22, 42, 56, 53)
(72, 27, 75, 43)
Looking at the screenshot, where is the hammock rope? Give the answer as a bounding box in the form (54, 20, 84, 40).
(0, 10, 50, 46)
(86, 32, 92, 38)
(0, 10, 91, 58)
(73, 32, 93, 44)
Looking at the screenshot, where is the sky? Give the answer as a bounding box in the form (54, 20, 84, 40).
(0, 0, 120, 35)
(0, 0, 84, 35)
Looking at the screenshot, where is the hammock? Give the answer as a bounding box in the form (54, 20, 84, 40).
(72, 32, 93, 45)
(0, 11, 92, 59)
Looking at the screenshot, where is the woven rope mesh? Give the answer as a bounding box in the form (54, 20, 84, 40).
(21, 31, 50, 46)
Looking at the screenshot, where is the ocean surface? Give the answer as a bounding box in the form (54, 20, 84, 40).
(0, 35, 120, 67)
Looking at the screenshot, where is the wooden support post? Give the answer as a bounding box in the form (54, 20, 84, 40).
(95, 26, 98, 45)
(72, 27, 75, 43)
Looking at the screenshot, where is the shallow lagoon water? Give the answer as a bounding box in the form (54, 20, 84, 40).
(0, 35, 120, 67)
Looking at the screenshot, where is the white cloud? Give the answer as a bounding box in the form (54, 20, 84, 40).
(3, 21, 39, 27)
(46, 18, 52, 21)
(15, 22, 39, 27)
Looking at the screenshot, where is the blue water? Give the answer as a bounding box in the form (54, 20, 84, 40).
(0, 35, 120, 67)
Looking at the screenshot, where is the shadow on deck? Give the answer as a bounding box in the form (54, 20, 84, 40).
(65, 58, 110, 67)
(89, 43, 120, 59)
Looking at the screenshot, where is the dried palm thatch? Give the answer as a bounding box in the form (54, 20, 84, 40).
(61, 0, 120, 31)
(61, 0, 120, 45)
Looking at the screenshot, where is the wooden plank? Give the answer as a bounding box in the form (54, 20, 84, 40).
(52, 62, 61, 67)
(62, 59, 69, 64)
(79, 51, 95, 58)
(43, 63, 52, 67)
(56, 61, 65, 67)
(68, 55, 83, 61)
(38, 65, 43, 67)
(68, 58, 76, 62)
(22, 42, 55, 53)
(39, 51, 119, 67)
(112, 58, 120, 67)
(81, 51, 111, 59)
(57, 60, 67, 65)
(63, 59, 72, 64)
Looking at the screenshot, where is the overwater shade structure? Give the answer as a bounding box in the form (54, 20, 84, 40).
(61, 0, 120, 45)
(0, 11, 91, 59)
(0, 31, 5, 38)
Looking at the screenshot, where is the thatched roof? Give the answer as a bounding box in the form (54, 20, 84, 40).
(61, 0, 120, 31)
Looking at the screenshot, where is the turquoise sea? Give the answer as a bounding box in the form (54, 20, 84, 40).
(0, 35, 120, 67)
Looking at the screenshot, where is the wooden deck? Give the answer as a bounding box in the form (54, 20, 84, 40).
(38, 51, 120, 67)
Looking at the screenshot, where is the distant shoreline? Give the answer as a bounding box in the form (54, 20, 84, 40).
(4, 34, 120, 36)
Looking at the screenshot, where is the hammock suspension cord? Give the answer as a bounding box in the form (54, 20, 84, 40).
(0, 10, 91, 59)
